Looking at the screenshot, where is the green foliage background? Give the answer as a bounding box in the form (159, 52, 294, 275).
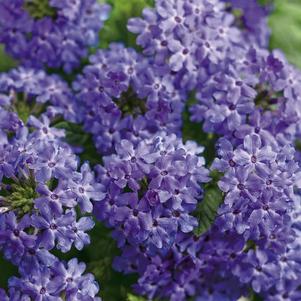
(0, 0, 301, 300)
(269, 0, 301, 68)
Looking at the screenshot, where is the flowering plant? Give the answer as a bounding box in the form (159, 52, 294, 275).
(0, 0, 300, 300)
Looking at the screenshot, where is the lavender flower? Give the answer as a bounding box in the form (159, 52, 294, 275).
(8, 258, 101, 301)
(0, 0, 111, 72)
(1, 0, 301, 300)
(94, 132, 209, 252)
(73, 43, 185, 154)
(0, 66, 103, 297)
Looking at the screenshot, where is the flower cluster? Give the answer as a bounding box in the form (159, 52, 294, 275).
(0, 67, 103, 299)
(222, 0, 272, 47)
(0, 66, 79, 123)
(190, 47, 301, 141)
(94, 133, 209, 250)
(2, 258, 101, 301)
(107, 0, 301, 300)
(74, 43, 185, 154)
(0, 0, 111, 72)
(0, 0, 300, 300)
(127, 0, 245, 89)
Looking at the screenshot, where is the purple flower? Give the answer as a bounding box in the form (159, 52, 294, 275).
(0, 212, 35, 262)
(95, 132, 209, 253)
(31, 204, 75, 252)
(35, 182, 76, 214)
(0, 144, 16, 181)
(247, 190, 285, 232)
(69, 210, 95, 251)
(69, 163, 105, 213)
(19, 247, 57, 275)
(234, 249, 278, 293)
(145, 205, 177, 249)
(57, 258, 101, 300)
(9, 266, 64, 301)
(218, 167, 261, 205)
(0, 0, 111, 72)
(113, 192, 152, 246)
(0, 289, 8, 301)
(28, 115, 65, 141)
(233, 134, 276, 173)
(30, 142, 78, 182)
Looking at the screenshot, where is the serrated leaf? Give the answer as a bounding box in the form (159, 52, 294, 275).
(182, 94, 222, 236)
(194, 171, 224, 236)
(194, 188, 223, 236)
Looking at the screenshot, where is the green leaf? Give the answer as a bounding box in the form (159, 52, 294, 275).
(0, 256, 18, 289)
(182, 94, 222, 236)
(257, 0, 274, 6)
(127, 293, 165, 301)
(24, 0, 57, 19)
(98, 0, 154, 49)
(238, 290, 264, 301)
(86, 222, 138, 301)
(127, 293, 147, 301)
(245, 291, 264, 301)
(269, 0, 301, 68)
(194, 171, 224, 236)
(0, 46, 17, 72)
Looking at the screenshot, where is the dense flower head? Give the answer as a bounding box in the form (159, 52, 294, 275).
(7, 258, 101, 301)
(114, 228, 248, 300)
(73, 44, 186, 154)
(110, 1, 301, 300)
(0, 143, 102, 294)
(94, 132, 209, 250)
(0, 116, 102, 256)
(0, 0, 111, 72)
(0, 67, 79, 124)
(190, 47, 301, 143)
(114, 211, 301, 301)
(212, 133, 298, 238)
(0, 66, 103, 296)
(127, 0, 252, 90)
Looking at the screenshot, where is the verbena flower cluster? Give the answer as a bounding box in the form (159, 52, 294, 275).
(0, 68, 103, 300)
(0, 0, 110, 72)
(94, 133, 209, 249)
(73, 43, 185, 154)
(0, 0, 300, 300)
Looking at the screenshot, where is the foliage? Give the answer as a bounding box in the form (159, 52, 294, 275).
(127, 293, 148, 301)
(98, 0, 154, 49)
(0, 257, 17, 289)
(193, 171, 224, 236)
(0, 46, 16, 72)
(269, 0, 301, 68)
